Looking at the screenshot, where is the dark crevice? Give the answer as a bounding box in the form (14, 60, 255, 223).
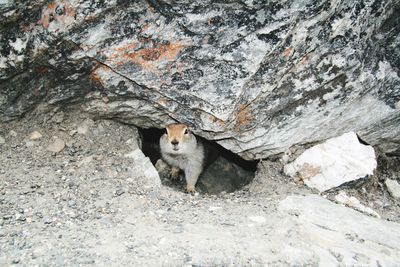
(356, 133, 370, 146)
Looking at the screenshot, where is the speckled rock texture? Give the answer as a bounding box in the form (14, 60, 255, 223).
(1, 0, 399, 159)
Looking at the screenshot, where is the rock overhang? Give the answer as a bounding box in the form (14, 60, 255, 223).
(0, 0, 399, 160)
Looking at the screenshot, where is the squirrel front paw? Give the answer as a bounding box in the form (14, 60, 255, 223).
(186, 185, 196, 194)
(170, 166, 180, 180)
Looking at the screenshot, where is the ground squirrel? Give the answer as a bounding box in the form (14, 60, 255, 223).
(160, 123, 207, 193)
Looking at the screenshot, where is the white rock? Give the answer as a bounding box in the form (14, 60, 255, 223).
(9, 130, 17, 137)
(78, 156, 93, 167)
(248, 216, 267, 223)
(125, 149, 161, 191)
(25, 141, 35, 147)
(284, 132, 376, 192)
(0, 135, 5, 144)
(208, 206, 222, 212)
(385, 179, 400, 199)
(29, 130, 42, 140)
(335, 191, 380, 218)
(77, 118, 94, 135)
(46, 138, 65, 153)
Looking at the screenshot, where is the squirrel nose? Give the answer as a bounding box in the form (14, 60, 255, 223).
(171, 140, 179, 146)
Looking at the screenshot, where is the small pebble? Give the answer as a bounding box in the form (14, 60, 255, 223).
(115, 189, 125, 196)
(385, 179, 400, 199)
(46, 138, 65, 153)
(77, 118, 94, 135)
(68, 200, 76, 208)
(248, 216, 267, 223)
(15, 213, 26, 221)
(69, 130, 77, 136)
(29, 130, 42, 140)
(54, 111, 64, 123)
(95, 155, 104, 161)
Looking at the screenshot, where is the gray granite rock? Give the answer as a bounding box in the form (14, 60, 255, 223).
(279, 195, 400, 266)
(385, 179, 400, 199)
(46, 138, 65, 153)
(1, 0, 399, 159)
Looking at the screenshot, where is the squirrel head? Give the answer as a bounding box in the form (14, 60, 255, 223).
(161, 123, 196, 154)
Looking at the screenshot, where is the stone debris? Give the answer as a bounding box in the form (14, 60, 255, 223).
(78, 156, 93, 167)
(284, 132, 377, 192)
(69, 130, 77, 136)
(29, 130, 42, 140)
(208, 206, 222, 212)
(77, 118, 94, 135)
(0, 135, 5, 144)
(334, 191, 380, 218)
(385, 179, 400, 199)
(125, 149, 161, 192)
(53, 111, 64, 124)
(94, 154, 104, 161)
(248, 216, 266, 223)
(46, 138, 65, 153)
(25, 140, 35, 147)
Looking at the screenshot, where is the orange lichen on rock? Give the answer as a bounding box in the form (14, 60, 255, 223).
(208, 115, 225, 126)
(47, 2, 57, 9)
(234, 104, 254, 131)
(38, 1, 76, 30)
(89, 65, 108, 86)
(294, 163, 322, 182)
(156, 97, 169, 106)
(283, 47, 293, 59)
(108, 41, 184, 72)
(300, 54, 309, 65)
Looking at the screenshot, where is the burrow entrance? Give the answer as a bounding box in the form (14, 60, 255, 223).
(139, 128, 258, 194)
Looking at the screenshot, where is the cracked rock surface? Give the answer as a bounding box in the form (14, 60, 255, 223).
(1, 0, 399, 159)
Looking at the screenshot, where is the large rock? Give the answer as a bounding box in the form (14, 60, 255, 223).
(284, 132, 377, 192)
(1, 0, 399, 159)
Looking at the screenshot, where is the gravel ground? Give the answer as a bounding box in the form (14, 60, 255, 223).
(1, 109, 399, 266)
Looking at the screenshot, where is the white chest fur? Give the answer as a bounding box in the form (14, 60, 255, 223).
(160, 132, 205, 191)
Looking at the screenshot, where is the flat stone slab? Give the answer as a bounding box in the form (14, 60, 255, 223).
(279, 195, 400, 266)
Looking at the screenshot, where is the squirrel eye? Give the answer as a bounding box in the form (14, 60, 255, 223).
(184, 129, 188, 134)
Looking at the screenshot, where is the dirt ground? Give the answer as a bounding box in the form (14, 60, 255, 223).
(1, 108, 399, 266)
